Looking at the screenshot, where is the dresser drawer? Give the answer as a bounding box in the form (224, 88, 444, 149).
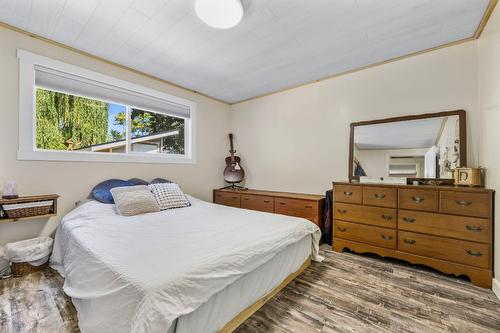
(398, 231, 490, 269)
(399, 188, 438, 212)
(363, 186, 397, 208)
(241, 194, 274, 213)
(334, 203, 396, 228)
(214, 191, 241, 208)
(440, 191, 491, 218)
(335, 220, 396, 249)
(334, 185, 362, 204)
(274, 198, 317, 222)
(398, 210, 490, 243)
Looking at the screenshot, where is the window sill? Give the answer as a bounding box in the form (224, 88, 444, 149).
(17, 150, 196, 164)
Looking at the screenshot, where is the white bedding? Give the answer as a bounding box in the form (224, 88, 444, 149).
(50, 195, 322, 333)
(171, 235, 311, 333)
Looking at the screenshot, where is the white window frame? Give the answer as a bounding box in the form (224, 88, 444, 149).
(17, 49, 197, 164)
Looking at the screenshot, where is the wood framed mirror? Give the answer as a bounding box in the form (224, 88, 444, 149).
(349, 110, 466, 182)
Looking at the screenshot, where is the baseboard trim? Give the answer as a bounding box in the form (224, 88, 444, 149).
(492, 278, 500, 300)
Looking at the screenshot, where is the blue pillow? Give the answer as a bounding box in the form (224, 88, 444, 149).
(91, 179, 132, 204)
(150, 178, 173, 184)
(128, 178, 149, 186)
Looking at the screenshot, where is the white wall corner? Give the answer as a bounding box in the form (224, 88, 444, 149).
(492, 277, 500, 300)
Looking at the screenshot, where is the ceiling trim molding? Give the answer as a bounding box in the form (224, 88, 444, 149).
(0, 21, 228, 105)
(434, 117, 448, 146)
(474, 0, 498, 38)
(1, 0, 497, 105)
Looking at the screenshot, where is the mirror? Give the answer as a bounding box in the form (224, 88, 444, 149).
(349, 110, 466, 181)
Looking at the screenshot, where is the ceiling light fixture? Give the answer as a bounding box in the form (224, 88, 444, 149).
(195, 0, 244, 29)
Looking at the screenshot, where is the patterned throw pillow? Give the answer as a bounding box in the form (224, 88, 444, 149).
(148, 183, 190, 210)
(110, 185, 160, 216)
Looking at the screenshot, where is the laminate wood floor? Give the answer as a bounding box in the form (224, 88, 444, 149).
(1, 246, 499, 333)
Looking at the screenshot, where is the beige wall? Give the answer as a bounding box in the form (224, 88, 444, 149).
(478, 6, 500, 290)
(0, 27, 231, 265)
(231, 41, 480, 195)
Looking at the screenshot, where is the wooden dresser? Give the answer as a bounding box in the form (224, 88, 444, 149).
(213, 188, 325, 226)
(333, 181, 494, 288)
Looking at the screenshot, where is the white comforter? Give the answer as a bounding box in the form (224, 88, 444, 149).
(50, 196, 322, 333)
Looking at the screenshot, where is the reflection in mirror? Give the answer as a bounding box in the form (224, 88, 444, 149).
(353, 115, 461, 179)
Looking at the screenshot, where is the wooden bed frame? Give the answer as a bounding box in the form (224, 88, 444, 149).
(219, 257, 312, 333)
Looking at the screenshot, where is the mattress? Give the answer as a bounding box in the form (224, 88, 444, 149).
(50, 195, 322, 333)
(171, 235, 311, 333)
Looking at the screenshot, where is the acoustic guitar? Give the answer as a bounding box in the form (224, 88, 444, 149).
(223, 133, 245, 186)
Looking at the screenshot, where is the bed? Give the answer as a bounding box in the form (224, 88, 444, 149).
(50, 195, 322, 333)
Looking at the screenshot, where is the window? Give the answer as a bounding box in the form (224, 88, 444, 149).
(18, 50, 196, 164)
(130, 108, 185, 154)
(35, 89, 185, 155)
(35, 88, 126, 153)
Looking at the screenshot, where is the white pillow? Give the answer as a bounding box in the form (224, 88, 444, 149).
(148, 183, 190, 210)
(110, 185, 160, 216)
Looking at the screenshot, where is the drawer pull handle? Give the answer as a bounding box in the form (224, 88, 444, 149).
(381, 214, 393, 221)
(232, 196, 238, 199)
(403, 217, 416, 223)
(374, 193, 386, 199)
(466, 250, 483, 257)
(456, 200, 472, 206)
(263, 200, 270, 203)
(337, 209, 347, 214)
(403, 239, 416, 245)
(243, 198, 249, 201)
(466, 225, 483, 232)
(337, 227, 347, 232)
(343, 191, 353, 196)
(279, 202, 286, 205)
(411, 196, 425, 203)
(304, 205, 312, 209)
(381, 235, 393, 240)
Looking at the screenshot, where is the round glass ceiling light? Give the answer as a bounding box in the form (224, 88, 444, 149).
(195, 0, 244, 29)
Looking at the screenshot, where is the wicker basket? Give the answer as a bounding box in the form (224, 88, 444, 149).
(3, 200, 53, 219)
(11, 261, 49, 277)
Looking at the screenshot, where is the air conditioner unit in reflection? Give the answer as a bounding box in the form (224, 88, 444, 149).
(388, 164, 418, 176)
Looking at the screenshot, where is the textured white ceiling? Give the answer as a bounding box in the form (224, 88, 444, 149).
(0, 0, 491, 103)
(354, 117, 456, 150)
